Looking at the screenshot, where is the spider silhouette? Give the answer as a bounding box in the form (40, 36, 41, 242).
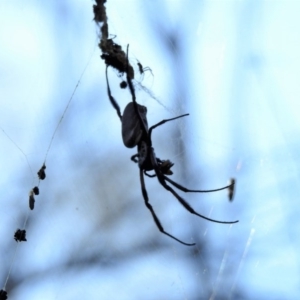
(137, 61, 153, 81)
(106, 46, 238, 246)
(121, 102, 238, 246)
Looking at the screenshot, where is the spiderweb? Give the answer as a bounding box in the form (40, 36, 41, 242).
(1, 1, 300, 299)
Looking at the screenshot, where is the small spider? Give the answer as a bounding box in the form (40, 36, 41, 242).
(105, 66, 122, 121)
(137, 61, 153, 81)
(14, 229, 27, 242)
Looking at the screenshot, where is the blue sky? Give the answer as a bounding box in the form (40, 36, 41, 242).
(1, 1, 300, 299)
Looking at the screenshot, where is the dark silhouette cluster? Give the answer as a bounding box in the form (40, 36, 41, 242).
(2, 162, 47, 297)
(0, 290, 7, 300)
(14, 229, 27, 242)
(93, 0, 107, 23)
(29, 186, 39, 210)
(37, 164, 46, 180)
(93, 0, 134, 80)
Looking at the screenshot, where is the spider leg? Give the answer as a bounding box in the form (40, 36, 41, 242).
(158, 176, 238, 224)
(139, 168, 195, 246)
(131, 154, 139, 163)
(125, 45, 149, 136)
(148, 114, 189, 143)
(139, 71, 145, 82)
(125, 45, 137, 105)
(144, 170, 156, 178)
(163, 176, 234, 194)
(131, 155, 156, 177)
(146, 114, 235, 194)
(143, 67, 153, 76)
(150, 151, 238, 224)
(105, 66, 122, 121)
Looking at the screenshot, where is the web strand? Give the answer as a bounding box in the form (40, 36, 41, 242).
(0, 39, 96, 297)
(43, 45, 96, 163)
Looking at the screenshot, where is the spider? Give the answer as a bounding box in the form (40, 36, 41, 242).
(121, 101, 238, 246)
(137, 61, 153, 81)
(105, 45, 238, 246)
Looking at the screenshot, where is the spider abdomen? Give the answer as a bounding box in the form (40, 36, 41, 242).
(122, 102, 148, 148)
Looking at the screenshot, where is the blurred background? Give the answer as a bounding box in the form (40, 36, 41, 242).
(0, 0, 299, 299)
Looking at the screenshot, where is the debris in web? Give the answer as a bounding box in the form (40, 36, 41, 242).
(0, 10, 96, 298)
(37, 163, 46, 180)
(0, 290, 7, 300)
(94, 0, 134, 79)
(14, 229, 27, 242)
(33, 186, 39, 195)
(29, 190, 35, 210)
(228, 178, 236, 201)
